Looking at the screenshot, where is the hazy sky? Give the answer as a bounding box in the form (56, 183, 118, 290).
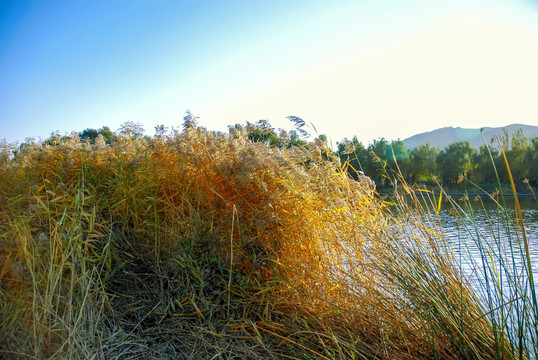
(1, 0, 538, 145)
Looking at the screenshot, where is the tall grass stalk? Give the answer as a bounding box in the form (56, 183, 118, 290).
(391, 140, 538, 359)
(0, 125, 535, 358)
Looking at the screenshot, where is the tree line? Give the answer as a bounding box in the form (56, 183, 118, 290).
(336, 128, 538, 191)
(2, 117, 537, 192)
(228, 119, 538, 191)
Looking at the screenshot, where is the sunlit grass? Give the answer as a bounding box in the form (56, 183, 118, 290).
(0, 125, 535, 359)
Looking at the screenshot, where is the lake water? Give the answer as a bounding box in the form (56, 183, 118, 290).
(429, 196, 538, 356)
(435, 196, 538, 289)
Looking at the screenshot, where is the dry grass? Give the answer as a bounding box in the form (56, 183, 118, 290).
(0, 125, 526, 359)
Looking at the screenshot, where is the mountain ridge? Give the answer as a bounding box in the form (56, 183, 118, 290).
(403, 123, 538, 149)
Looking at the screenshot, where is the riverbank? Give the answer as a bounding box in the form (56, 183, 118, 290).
(1, 127, 535, 359)
(378, 183, 538, 199)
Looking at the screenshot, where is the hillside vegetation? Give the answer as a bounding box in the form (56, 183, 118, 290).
(0, 119, 535, 359)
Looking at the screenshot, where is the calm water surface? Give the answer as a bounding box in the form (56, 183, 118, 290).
(397, 196, 538, 355)
(435, 197, 538, 286)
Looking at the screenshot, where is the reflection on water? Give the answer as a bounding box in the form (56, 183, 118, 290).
(434, 197, 538, 290)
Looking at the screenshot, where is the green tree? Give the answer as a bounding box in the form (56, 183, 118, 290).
(407, 144, 440, 184)
(285, 130, 308, 148)
(504, 129, 529, 182)
(79, 126, 114, 144)
(436, 141, 476, 185)
(364, 138, 390, 187)
(246, 120, 280, 146)
(497, 128, 510, 151)
(337, 137, 368, 179)
(79, 128, 98, 143)
(468, 145, 500, 186)
(525, 137, 538, 187)
(387, 140, 411, 176)
(98, 126, 114, 144)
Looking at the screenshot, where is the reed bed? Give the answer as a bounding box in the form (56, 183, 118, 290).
(0, 124, 533, 359)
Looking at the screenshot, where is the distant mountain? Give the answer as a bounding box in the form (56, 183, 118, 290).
(403, 124, 538, 149)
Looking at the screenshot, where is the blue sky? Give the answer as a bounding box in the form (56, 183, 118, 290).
(1, 0, 538, 145)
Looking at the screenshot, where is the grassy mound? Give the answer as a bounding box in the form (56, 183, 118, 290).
(0, 126, 521, 359)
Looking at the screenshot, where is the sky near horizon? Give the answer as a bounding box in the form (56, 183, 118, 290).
(1, 0, 538, 146)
